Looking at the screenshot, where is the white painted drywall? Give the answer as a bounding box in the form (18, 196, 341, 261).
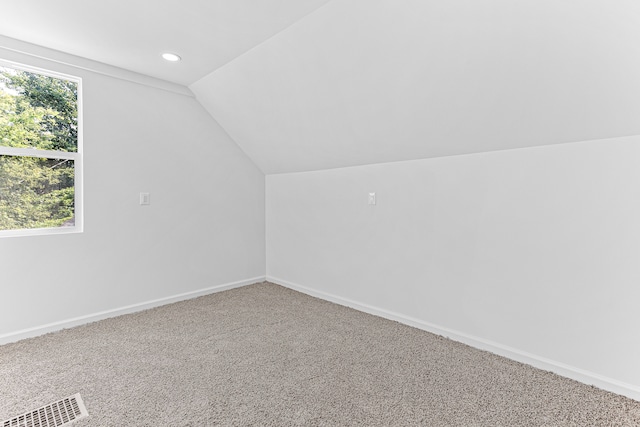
(266, 135, 640, 394)
(193, 0, 640, 174)
(0, 46, 265, 339)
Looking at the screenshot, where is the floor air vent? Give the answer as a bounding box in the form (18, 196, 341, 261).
(2, 394, 88, 427)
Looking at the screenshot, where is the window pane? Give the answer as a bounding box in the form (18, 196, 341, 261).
(0, 66, 78, 152)
(0, 155, 75, 231)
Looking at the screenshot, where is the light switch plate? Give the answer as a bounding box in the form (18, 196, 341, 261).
(140, 192, 150, 205)
(368, 192, 376, 205)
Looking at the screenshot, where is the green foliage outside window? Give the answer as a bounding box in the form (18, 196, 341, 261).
(0, 66, 78, 231)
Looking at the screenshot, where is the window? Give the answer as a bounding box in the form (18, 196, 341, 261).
(0, 61, 82, 237)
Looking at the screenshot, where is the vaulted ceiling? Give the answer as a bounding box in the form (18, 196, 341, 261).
(0, 0, 332, 85)
(2, 1, 640, 174)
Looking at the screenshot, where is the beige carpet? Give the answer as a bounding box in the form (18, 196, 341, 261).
(1, 282, 639, 426)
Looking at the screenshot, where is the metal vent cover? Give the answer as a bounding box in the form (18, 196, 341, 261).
(2, 394, 88, 427)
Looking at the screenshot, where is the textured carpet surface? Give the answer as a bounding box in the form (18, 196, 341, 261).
(1, 282, 640, 426)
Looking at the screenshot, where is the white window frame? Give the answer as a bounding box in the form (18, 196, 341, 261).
(0, 59, 83, 238)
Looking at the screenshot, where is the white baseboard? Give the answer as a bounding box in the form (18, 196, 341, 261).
(267, 275, 640, 402)
(0, 276, 265, 345)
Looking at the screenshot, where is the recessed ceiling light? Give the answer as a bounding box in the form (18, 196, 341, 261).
(162, 53, 181, 62)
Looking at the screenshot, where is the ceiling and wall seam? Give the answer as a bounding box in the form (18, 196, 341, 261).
(0, 35, 193, 97)
(263, 133, 640, 176)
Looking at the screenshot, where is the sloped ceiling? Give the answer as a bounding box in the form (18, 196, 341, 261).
(191, 0, 640, 174)
(0, 0, 332, 85)
(2, 1, 639, 174)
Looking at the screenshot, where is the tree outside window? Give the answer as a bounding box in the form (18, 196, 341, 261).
(0, 63, 81, 234)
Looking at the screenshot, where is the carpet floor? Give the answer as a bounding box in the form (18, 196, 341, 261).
(1, 282, 639, 426)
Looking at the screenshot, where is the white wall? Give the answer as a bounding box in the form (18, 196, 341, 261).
(0, 47, 265, 341)
(267, 135, 640, 399)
